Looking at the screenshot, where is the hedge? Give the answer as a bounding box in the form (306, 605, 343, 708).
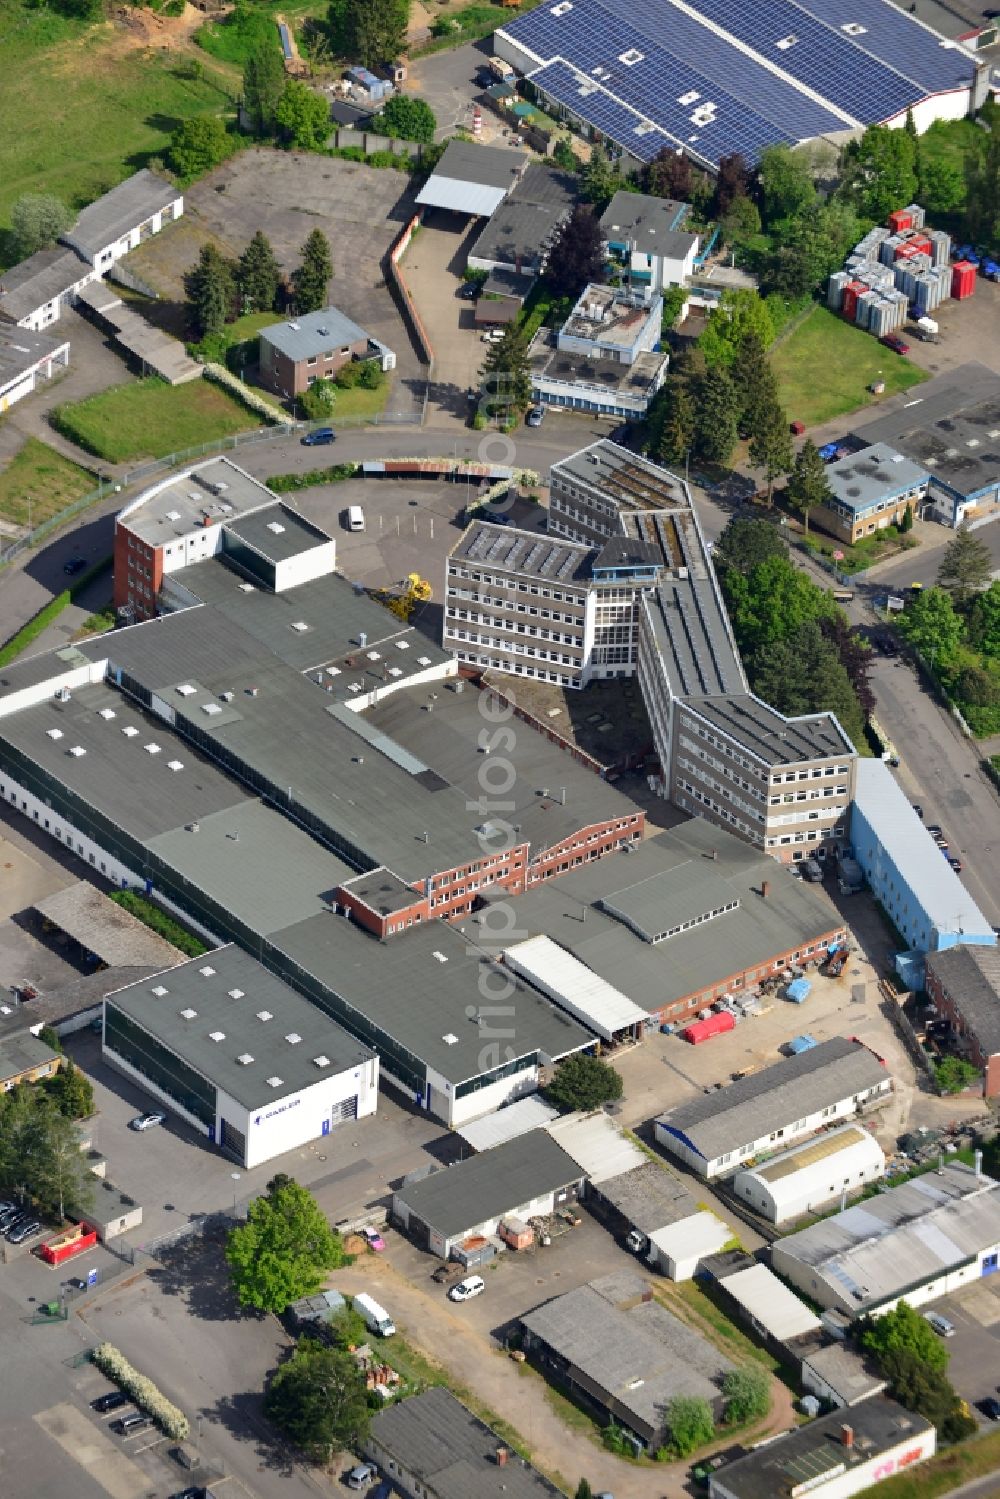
(92, 1343, 189, 1439)
(269, 463, 358, 492)
(109, 891, 208, 958)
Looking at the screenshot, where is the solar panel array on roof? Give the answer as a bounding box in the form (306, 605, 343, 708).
(500, 0, 973, 168)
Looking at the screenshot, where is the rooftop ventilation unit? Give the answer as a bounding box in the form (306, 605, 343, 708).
(167, 760, 184, 772)
(238, 583, 255, 593)
(165, 509, 182, 522)
(180, 1008, 197, 1020)
(313, 1054, 331, 1068)
(55, 686, 71, 703)
(551, 0, 572, 12)
(395, 640, 411, 650)
(619, 47, 643, 64)
(68, 746, 86, 757)
(841, 20, 867, 33)
(267, 521, 286, 535)
(266, 1076, 284, 1088)
(209, 1030, 225, 1042)
(237, 1053, 254, 1066)
(256, 1010, 273, 1022)
(122, 725, 139, 737)
(291, 622, 309, 632)
(176, 684, 196, 697)
(200, 965, 216, 977)
(151, 985, 169, 997)
(220, 691, 234, 702)
(432, 950, 448, 963)
(367, 650, 381, 661)
(776, 33, 797, 48)
(286, 1032, 302, 1045)
(46, 728, 64, 740)
(678, 90, 699, 105)
(144, 743, 161, 755)
(202, 702, 223, 716)
(98, 708, 116, 721)
(442, 1033, 458, 1045)
(228, 988, 245, 1000)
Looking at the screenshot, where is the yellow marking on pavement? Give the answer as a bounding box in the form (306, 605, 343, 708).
(33, 1402, 148, 1499)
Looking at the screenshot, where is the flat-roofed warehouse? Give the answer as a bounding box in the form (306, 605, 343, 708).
(771, 1160, 1000, 1317)
(104, 945, 378, 1167)
(655, 1038, 892, 1179)
(732, 1124, 887, 1224)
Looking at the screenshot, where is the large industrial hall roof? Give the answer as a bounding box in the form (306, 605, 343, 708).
(498, 0, 974, 169)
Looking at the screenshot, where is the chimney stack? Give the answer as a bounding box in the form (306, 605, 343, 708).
(761, 881, 770, 900)
(841, 1425, 854, 1450)
(496, 1446, 509, 1467)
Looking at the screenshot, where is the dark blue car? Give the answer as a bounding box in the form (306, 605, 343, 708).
(301, 427, 335, 446)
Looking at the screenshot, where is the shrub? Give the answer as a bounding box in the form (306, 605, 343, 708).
(268, 464, 358, 492)
(92, 1343, 189, 1439)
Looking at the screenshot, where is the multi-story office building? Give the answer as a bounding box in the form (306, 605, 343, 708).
(445, 442, 856, 862)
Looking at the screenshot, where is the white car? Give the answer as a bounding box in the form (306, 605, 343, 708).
(480, 328, 505, 343)
(129, 1111, 166, 1131)
(448, 1274, 486, 1302)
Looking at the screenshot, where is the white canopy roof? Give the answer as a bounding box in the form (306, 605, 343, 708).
(504, 934, 649, 1040)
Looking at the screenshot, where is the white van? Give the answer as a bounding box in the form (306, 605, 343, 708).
(346, 505, 365, 532)
(353, 1291, 395, 1337)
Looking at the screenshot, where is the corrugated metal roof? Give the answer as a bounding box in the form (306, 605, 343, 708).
(415, 175, 511, 216)
(504, 934, 649, 1039)
(544, 1112, 645, 1183)
(749, 1125, 884, 1185)
(457, 1095, 559, 1152)
(392, 1132, 583, 1240)
(719, 1263, 822, 1342)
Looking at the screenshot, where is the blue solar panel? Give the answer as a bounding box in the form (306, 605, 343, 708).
(503, 0, 846, 168)
(798, 0, 974, 94)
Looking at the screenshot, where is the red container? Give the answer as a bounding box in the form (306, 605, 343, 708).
(889, 209, 913, 233)
(680, 1011, 736, 1045)
(40, 1223, 98, 1266)
(842, 283, 862, 321)
(894, 242, 918, 261)
(952, 261, 976, 299)
(909, 234, 932, 256)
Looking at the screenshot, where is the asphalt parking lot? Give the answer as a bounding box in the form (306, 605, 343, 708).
(926, 1277, 1000, 1424)
(405, 41, 497, 141)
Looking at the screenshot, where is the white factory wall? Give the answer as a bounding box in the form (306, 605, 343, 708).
(772, 1242, 1000, 1318)
(887, 89, 973, 134)
(274, 541, 337, 593)
(0, 659, 107, 721)
(710, 1425, 936, 1499)
(425, 1058, 542, 1128)
(222, 1054, 378, 1170)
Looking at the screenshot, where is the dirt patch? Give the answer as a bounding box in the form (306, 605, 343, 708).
(109, 1, 220, 53)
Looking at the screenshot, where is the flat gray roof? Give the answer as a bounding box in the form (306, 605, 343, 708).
(369, 1387, 561, 1499)
(849, 362, 1000, 499)
(117, 457, 277, 546)
(0, 324, 69, 389)
(716, 1399, 932, 1499)
(451, 520, 594, 584)
(594, 1160, 698, 1235)
(530, 328, 667, 397)
(394, 1131, 582, 1239)
(521, 1271, 732, 1434)
(682, 692, 855, 765)
(259, 306, 369, 364)
(658, 1037, 889, 1163)
(826, 442, 930, 514)
(271, 913, 591, 1086)
(470, 819, 843, 1015)
(600, 190, 696, 260)
(106, 944, 373, 1109)
(471, 198, 569, 269)
(0, 246, 89, 322)
(926, 944, 1000, 1055)
(224, 503, 333, 564)
(415, 140, 526, 215)
(63, 169, 180, 259)
(0, 1030, 60, 1081)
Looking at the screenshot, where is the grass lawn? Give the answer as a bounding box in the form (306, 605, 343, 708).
(326, 381, 391, 421)
(772, 305, 927, 429)
(0, 6, 236, 264)
(53, 377, 260, 463)
(0, 438, 96, 529)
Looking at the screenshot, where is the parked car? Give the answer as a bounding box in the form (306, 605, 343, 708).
(979, 1397, 1000, 1422)
(63, 557, 86, 576)
(346, 1464, 379, 1490)
(111, 1413, 151, 1435)
(912, 804, 923, 818)
(448, 1275, 486, 1302)
(927, 824, 944, 837)
(949, 857, 963, 872)
(480, 328, 505, 343)
(923, 1311, 955, 1338)
(479, 508, 510, 526)
(129, 1110, 166, 1131)
(526, 406, 545, 427)
(92, 1391, 130, 1413)
(170, 1488, 207, 1499)
(456, 281, 479, 300)
(361, 1226, 385, 1252)
(7, 1219, 40, 1243)
(301, 427, 336, 446)
(881, 334, 910, 355)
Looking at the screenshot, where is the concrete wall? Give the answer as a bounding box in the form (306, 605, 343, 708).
(710, 1424, 936, 1499)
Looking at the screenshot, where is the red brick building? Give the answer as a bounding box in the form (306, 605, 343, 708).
(925, 945, 1000, 1098)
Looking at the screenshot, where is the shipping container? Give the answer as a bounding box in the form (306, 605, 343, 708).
(842, 283, 863, 322)
(827, 271, 848, 310)
(889, 209, 913, 234)
(679, 1011, 735, 1044)
(903, 202, 926, 230)
(952, 260, 976, 299)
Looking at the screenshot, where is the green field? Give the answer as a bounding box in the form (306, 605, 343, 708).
(0, 438, 96, 529)
(53, 377, 259, 463)
(772, 305, 928, 429)
(0, 6, 236, 267)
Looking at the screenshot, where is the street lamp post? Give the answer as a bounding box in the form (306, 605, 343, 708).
(231, 1171, 241, 1216)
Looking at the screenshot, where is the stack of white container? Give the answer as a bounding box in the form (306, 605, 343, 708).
(827, 203, 950, 332)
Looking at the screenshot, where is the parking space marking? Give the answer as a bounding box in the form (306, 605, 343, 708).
(33, 1402, 147, 1499)
(952, 1283, 1000, 1327)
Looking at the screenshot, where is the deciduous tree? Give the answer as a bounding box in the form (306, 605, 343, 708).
(545, 204, 606, 300)
(722, 1364, 770, 1424)
(264, 1339, 369, 1460)
(936, 523, 993, 606)
(860, 1302, 949, 1376)
(896, 586, 964, 663)
(543, 1053, 623, 1112)
(700, 290, 775, 370)
(713, 153, 749, 218)
(291, 228, 333, 314)
(842, 124, 918, 222)
(349, 0, 409, 70)
(10, 194, 72, 258)
(966, 105, 1000, 246)
(967, 581, 1000, 659)
(580, 145, 623, 212)
(714, 516, 788, 577)
(643, 148, 692, 203)
(666, 1395, 714, 1457)
(276, 80, 331, 151)
(377, 94, 436, 143)
(757, 144, 815, 230)
(43, 1060, 94, 1121)
(225, 1176, 346, 1312)
(168, 116, 230, 181)
(243, 41, 286, 136)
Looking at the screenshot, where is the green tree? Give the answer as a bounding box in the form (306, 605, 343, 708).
(767, 201, 862, 300)
(722, 194, 761, 249)
(376, 94, 436, 143)
(263, 1339, 369, 1461)
(842, 124, 918, 221)
(936, 523, 993, 606)
(545, 204, 606, 301)
(10, 194, 73, 259)
(714, 516, 788, 577)
(574, 1482, 594, 1499)
(0, 1085, 52, 1202)
(185, 244, 236, 337)
(753, 620, 866, 748)
(39, 1102, 95, 1222)
(713, 152, 750, 218)
(350, 0, 409, 69)
(580, 145, 623, 212)
(729, 332, 771, 436)
(43, 1059, 94, 1120)
(480, 325, 532, 415)
(543, 1053, 623, 1112)
(301, 378, 337, 420)
(934, 1056, 980, 1094)
(225, 1175, 346, 1312)
(37, 1025, 63, 1054)
(967, 581, 1000, 659)
(722, 555, 835, 659)
(786, 439, 832, 535)
(757, 144, 815, 230)
(666, 1395, 714, 1457)
(242, 41, 286, 136)
(721, 1364, 770, 1424)
(553, 138, 578, 173)
(700, 290, 775, 370)
(291, 228, 333, 314)
(748, 397, 792, 502)
(644, 147, 692, 203)
(655, 382, 696, 468)
(899, 503, 913, 534)
(966, 106, 1000, 246)
(167, 116, 230, 180)
(919, 157, 965, 216)
(694, 366, 739, 466)
(860, 1301, 950, 1376)
(895, 586, 964, 664)
(880, 1348, 957, 1428)
(276, 80, 331, 151)
(238, 230, 280, 314)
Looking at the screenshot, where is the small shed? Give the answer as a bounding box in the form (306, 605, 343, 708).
(680, 1011, 735, 1044)
(89, 1181, 142, 1243)
(647, 1209, 730, 1280)
(788, 1034, 818, 1055)
(453, 1234, 497, 1269)
(499, 1217, 533, 1250)
(786, 977, 812, 1004)
(346, 66, 391, 101)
